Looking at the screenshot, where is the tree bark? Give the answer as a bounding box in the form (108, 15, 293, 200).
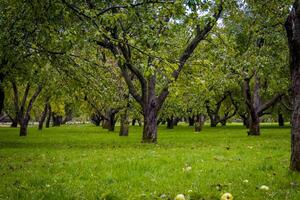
(19, 84, 43, 136)
(167, 116, 174, 129)
(0, 73, 4, 115)
(38, 100, 49, 130)
(52, 113, 63, 127)
(278, 113, 284, 127)
(195, 114, 205, 132)
(142, 105, 157, 143)
(45, 105, 51, 128)
(19, 115, 30, 136)
(188, 116, 195, 126)
(286, 1, 300, 171)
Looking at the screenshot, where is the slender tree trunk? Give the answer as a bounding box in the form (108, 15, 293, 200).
(0, 73, 4, 115)
(167, 116, 174, 129)
(45, 105, 51, 128)
(38, 101, 49, 130)
(195, 114, 205, 132)
(278, 113, 284, 127)
(188, 116, 195, 126)
(132, 119, 136, 126)
(286, 2, 300, 171)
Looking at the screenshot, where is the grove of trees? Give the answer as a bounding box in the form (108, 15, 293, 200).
(1, 0, 300, 171)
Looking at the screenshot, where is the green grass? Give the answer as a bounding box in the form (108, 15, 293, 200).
(0, 123, 300, 200)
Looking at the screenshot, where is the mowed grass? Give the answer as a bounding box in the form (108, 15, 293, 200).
(0, 123, 300, 200)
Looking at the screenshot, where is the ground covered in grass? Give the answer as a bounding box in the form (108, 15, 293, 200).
(0, 124, 299, 200)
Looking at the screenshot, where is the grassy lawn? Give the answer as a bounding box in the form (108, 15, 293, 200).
(0, 123, 299, 200)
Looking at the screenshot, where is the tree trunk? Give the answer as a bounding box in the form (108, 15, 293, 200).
(132, 119, 136, 126)
(52, 113, 62, 127)
(210, 114, 219, 127)
(220, 120, 227, 126)
(19, 115, 30, 136)
(286, 2, 300, 171)
(278, 113, 284, 127)
(195, 114, 205, 132)
(167, 116, 174, 129)
(142, 107, 157, 143)
(38, 101, 49, 130)
(10, 119, 18, 127)
(102, 108, 117, 131)
(188, 116, 195, 126)
(45, 105, 51, 128)
(119, 113, 129, 136)
(248, 114, 260, 136)
(0, 73, 4, 115)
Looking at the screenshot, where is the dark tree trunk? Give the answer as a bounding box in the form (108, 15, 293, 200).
(132, 119, 136, 126)
(10, 119, 18, 127)
(220, 120, 227, 126)
(188, 116, 195, 126)
(45, 105, 51, 128)
(240, 113, 250, 128)
(195, 114, 205, 132)
(174, 117, 180, 126)
(52, 113, 63, 127)
(142, 106, 157, 143)
(38, 101, 49, 130)
(0, 85, 4, 115)
(19, 116, 30, 136)
(248, 114, 260, 136)
(167, 116, 174, 129)
(210, 114, 219, 127)
(286, 2, 300, 171)
(91, 113, 102, 126)
(102, 108, 118, 131)
(0, 73, 4, 115)
(278, 113, 284, 127)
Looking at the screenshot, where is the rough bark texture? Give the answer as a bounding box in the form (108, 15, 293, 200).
(286, 1, 300, 171)
(102, 108, 118, 131)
